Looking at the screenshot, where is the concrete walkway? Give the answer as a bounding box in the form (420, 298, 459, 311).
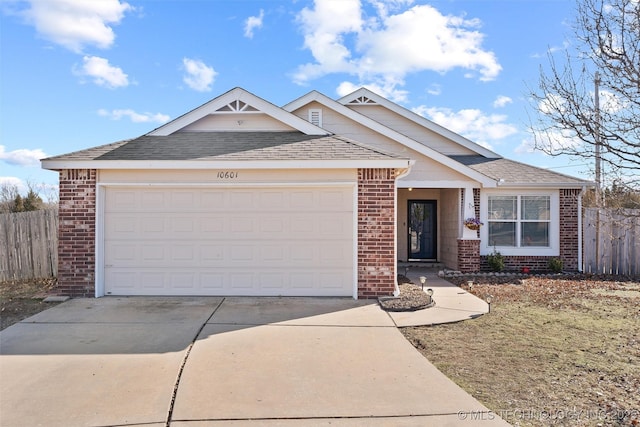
(388, 267, 489, 327)
(0, 287, 507, 426)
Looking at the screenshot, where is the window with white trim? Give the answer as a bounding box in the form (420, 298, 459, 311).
(481, 190, 559, 256)
(487, 195, 551, 248)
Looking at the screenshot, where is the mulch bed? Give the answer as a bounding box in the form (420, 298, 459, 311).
(378, 277, 434, 312)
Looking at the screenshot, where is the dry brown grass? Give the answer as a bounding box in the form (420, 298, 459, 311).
(0, 278, 59, 331)
(403, 275, 640, 427)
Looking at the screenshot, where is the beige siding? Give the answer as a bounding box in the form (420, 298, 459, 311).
(348, 105, 477, 156)
(180, 113, 295, 132)
(292, 104, 472, 183)
(439, 188, 460, 269)
(98, 169, 357, 184)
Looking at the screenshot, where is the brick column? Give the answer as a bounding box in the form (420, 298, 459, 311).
(458, 239, 480, 272)
(560, 189, 580, 271)
(57, 169, 97, 297)
(357, 168, 397, 298)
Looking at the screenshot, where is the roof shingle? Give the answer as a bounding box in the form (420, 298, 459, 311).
(43, 132, 402, 162)
(450, 155, 590, 185)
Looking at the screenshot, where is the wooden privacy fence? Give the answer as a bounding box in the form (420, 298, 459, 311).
(0, 209, 58, 281)
(583, 208, 640, 275)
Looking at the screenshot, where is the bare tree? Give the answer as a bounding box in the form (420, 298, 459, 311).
(529, 0, 640, 197)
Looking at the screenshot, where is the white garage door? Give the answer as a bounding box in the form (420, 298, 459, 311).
(103, 186, 355, 296)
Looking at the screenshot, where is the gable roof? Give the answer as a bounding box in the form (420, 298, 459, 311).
(42, 131, 411, 170)
(451, 156, 590, 188)
(338, 88, 500, 159)
(147, 87, 330, 136)
(284, 90, 498, 187)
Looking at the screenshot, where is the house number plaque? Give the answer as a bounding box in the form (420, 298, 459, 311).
(216, 171, 238, 179)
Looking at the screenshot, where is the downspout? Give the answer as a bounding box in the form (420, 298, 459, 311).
(578, 186, 585, 272)
(394, 162, 414, 296)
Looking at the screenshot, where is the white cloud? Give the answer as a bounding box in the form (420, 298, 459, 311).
(515, 130, 582, 154)
(75, 55, 129, 88)
(493, 95, 512, 108)
(0, 145, 47, 167)
(336, 80, 409, 103)
(0, 176, 25, 189)
(414, 106, 518, 148)
(427, 84, 442, 96)
(18, 0, 132, 53)
(182, 58, 217, 92)
(295, 0, 363, 81)
(98, 109, 170, 124)
(244, 9, 264, 39)
(294, 1, 501, 90)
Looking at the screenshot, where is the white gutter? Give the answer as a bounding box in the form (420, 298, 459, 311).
(394, 165, 414, 297)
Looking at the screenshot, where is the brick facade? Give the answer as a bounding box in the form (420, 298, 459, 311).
(57, 169, 97, 297)
(357, 168, 397, 298)
(559, 189, 580, 271)
(458, 239, 480, 272)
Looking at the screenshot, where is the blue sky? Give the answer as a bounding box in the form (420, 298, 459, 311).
(0, 0, 591, 199)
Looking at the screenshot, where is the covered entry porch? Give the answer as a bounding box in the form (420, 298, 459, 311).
(396, 185, 480, 272)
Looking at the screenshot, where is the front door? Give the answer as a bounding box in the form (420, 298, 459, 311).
(408, 200, 437, 260)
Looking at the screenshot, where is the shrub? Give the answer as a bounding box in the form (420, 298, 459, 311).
(487, 250, 505, 272)
(548, 257, 563, 273)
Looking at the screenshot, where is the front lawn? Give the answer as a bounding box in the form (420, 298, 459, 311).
(403, 275, 640, 427)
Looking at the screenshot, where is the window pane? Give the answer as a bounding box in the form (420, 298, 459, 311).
(488, 196, 517, 220)
(488, 222, 516, 246)
(522, 223, 549, 246)
(522, 196, 550, 220)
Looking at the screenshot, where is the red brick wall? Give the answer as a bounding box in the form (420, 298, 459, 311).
(357, 168, 397, 298)
(458, 239, 480, 272)
(559, 189, 580, 271)
(57, 169, 96, 297)
(480, 255, 552, 271)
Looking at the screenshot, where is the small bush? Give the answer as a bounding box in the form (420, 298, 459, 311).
(548, 257, 563, 273)
(487, 250, 505, 272)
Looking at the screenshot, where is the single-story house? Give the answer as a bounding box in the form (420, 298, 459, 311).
(42, 87, 592, 299)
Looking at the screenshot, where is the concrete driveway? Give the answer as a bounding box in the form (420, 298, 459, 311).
(0, 297, 509, 426)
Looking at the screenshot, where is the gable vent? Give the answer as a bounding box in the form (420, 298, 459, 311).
(216, 100, 259, 112)
(309, 109, 322, 127)
(347, 96, 377, 105)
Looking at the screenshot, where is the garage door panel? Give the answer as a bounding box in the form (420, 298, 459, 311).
(104, 186, 354, 296)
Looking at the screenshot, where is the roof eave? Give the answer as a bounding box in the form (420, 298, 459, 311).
(496, 182, 595, 189)
(337, 88, 502, 159)
(41, 159, 413, 171)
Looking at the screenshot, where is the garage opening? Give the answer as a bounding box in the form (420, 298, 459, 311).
(102, 186, 355, 297)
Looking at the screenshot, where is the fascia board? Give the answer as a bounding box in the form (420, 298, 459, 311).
(338, 88, 501, 159)
(41, 159, 413, 170)
(497, 182, 595, 189)
(149, 87, 329, 136)
(283, 91, 497, 187)
(282, 90, 324, 112)
(398, 179, 496, 189)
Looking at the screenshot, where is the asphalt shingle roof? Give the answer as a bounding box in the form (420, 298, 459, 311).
(44, 132, 402, 162)
(450, 155, 590, 185)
